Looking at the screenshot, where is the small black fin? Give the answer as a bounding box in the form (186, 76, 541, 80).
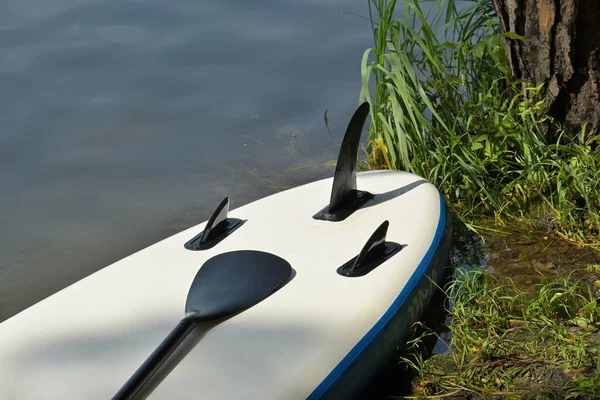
(184, 197, 244, 251)
(313, 102, 374, 222)
(337, 220, 402, 277)
(200, 197, 231, 243)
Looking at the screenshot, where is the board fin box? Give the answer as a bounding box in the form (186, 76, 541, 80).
(337, 220, 402, 277)
(184, 197, 244, 251)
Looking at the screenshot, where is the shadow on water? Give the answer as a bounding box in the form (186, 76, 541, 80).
(357, 270, 454, 399)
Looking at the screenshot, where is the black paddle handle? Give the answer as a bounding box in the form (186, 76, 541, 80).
(113, 313, 200, 400)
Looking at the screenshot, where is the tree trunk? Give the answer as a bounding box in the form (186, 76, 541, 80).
(491, 0, 600, 142)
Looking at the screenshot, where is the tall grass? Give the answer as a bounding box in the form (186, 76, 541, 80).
(359, 0, 600, 243)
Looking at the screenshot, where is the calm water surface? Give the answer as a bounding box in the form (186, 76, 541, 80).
(0, 0, 374, 321)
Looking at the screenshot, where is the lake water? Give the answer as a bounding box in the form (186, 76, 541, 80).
(0, 0, 375, 321)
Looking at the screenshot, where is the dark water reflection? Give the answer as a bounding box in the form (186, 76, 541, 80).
(0, 0, 375, 321)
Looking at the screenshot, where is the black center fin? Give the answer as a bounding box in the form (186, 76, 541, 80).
(337, 220, 402, 277)
(184, 197, 244, 251)
(313, 102, 374, 222)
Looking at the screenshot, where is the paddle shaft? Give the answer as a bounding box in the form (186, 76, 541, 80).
(113, 313, 201, 400)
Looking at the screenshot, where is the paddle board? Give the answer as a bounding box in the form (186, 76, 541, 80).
(0, 102, 452, 399)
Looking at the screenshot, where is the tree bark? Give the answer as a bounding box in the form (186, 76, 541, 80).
(491, 0, 600, 142)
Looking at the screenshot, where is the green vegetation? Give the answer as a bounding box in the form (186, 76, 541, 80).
(358, 0, 600, 245)
(399, 266, 600, 399)
(355, 0, 600, 397)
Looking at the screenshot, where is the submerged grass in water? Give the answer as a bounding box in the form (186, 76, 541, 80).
(358, 222, 600, 400)
(365, 220, 600, 399)
(401, 266, 600, 399)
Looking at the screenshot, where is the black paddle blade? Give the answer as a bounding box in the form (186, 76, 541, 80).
(113, 250, 293, 400)
(185, 250, 293, 319)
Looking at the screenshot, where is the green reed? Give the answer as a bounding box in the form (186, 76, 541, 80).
(358, 0, 600, 244)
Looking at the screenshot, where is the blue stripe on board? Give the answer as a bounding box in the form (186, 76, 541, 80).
(306, 191, 447, 399)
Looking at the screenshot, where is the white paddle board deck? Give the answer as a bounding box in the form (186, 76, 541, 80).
(0, 103, 452, 400)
